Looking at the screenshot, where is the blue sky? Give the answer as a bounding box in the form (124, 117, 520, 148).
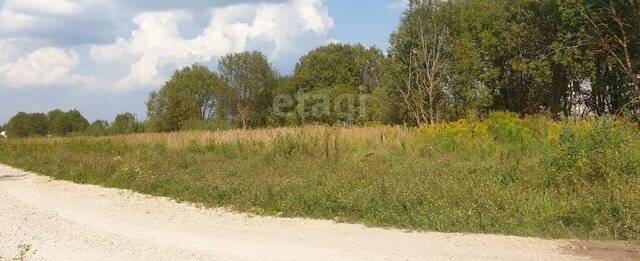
(0, 0, 407, 124)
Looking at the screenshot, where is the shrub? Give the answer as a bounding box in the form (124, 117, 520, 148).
(485, 112, 532, 144)
(417, 119, 490, 153)
(544, 117, 638, 189)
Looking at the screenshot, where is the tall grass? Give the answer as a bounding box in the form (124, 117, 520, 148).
(0, 112, 638, 240)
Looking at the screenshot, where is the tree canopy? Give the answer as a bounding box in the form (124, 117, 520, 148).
(5, 112, 50, 137)
(112, 112, 142, 135)
(282, 43, 388, 124)
(48, 109, 89, 136)
(219, 51, 278, 128)
(385, 0, 640, 123)
(147, 64, 227, 132)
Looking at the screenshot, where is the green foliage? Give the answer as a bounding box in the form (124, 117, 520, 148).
(66, 110, 89, 134)
(147, 64, 227, 132)
(389, 0, 454, 124)
(578, 0, 640, 108)
(112, 112, 142, 135)
(485, 112, 532, 143)
(4, 109, 89, 138)
(271, 135, 312, 158)
(5, 112, 49, 137)
(5, 0, 639, 133)
(387, 0, 640, 122)
(47, 109, 66, 135)
(285, 43, 390, 125)
(47, 109, 89, 136)
(545, 118, 640, 188)
(2, 0, 640, 242)
(292, 43, 385, 92)
(2, 117, 639, 240)
(219, 51, 278, 129)
(86, 120, 110, 136)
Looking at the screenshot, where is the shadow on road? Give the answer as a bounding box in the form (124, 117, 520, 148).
(565, 240, 640, 261)
(0, 174, 26, 181)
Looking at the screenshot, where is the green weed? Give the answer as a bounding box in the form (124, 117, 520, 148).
(0, 115, 639, 240)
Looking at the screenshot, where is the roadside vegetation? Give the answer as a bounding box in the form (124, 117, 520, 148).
(0, 0, 639, 242)
(1, 112, 638, 240)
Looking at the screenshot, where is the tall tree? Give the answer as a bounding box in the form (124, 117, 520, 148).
(289, 43, 388, 124)
(6, 112, 49, 137)
(219, 51, 278, 129)
(576, 0, 640, 113)
(65, 110, 89, 133)
(87, 120, 110, 136)
(390, 0, 452, 125)
(147, 64, 226, 132)
(293, 43, 385, 92)
(47, 109, 89, 136)
(47, 109, 66, 136)
(112, 112, 141, 135)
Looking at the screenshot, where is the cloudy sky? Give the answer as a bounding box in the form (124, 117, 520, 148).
(0, 0, 407, 124)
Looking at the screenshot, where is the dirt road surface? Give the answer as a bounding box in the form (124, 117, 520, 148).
(0, 164, 636, 260)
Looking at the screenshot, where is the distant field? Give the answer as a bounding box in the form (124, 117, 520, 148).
(1, 112, 639, 240)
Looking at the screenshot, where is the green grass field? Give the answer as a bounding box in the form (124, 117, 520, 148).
(1, 112, 639, 240)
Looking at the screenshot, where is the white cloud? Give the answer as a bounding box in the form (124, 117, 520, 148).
(0, 47, 94, 88)
(0, 7, 40, 32)
(4, 0, 81, 16)
(386, 0, 408, 11)
(0, 0, 91, 33)
(0, 0, 120, 46)
(0, 39, 18, 63)
(0, 0, 334, 91)
(0, 37, 55, 63)
(90, 0, 334, 91)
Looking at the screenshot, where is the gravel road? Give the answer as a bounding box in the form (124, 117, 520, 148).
(0, 164, 630, 260)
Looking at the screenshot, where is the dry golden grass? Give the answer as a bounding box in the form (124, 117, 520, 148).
(100, 125, 413, 148)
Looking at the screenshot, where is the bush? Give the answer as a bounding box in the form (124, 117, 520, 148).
(544, 117, 640, 188)
(417, 119, 490, 153)
(485, 112, 532, 143)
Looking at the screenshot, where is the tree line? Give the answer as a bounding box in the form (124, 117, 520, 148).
(145, 46, 388, 131)
(3, 0, 639, 136)
(146, 0, 640, 130)
(1, 110, 144, 138)
(388, 0, 640, 124)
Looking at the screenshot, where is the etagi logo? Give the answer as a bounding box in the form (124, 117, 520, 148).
(272, 88, 369, 123)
